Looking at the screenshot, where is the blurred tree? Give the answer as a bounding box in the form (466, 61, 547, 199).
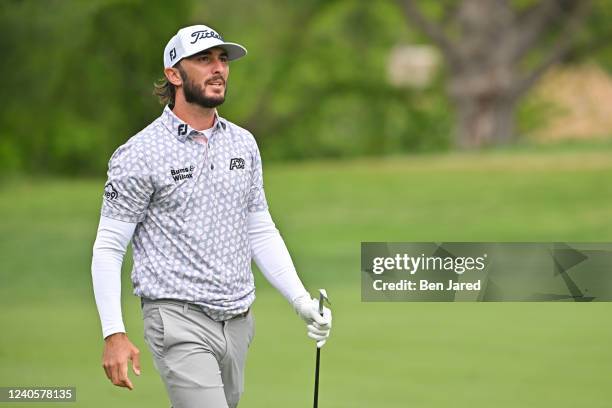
(3, 0, 611, 176)
(398, 0, 596, 148)
(0, 0, 190, 176)
(204, 0, 452, 159)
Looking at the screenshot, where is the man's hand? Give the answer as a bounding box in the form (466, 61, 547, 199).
(292, 294, 332, 348)
(102, 333, 141, 390)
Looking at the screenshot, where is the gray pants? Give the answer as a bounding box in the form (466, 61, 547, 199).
(142, 298, 255, 408)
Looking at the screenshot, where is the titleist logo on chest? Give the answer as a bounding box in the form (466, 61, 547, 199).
(170, 165, 195, 181)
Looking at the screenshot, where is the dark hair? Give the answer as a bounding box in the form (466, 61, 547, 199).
(153, 77, 176, 108)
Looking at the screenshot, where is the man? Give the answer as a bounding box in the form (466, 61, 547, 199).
(91, 24, 332, 408)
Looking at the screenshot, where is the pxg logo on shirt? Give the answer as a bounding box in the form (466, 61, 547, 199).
(229, 158, 245, 170)
(190, 30, 223, 44)
(104, 183, 118, 201)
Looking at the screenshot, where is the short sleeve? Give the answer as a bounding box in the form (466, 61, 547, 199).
(248, 141, 268, 213)
(101, 141, 154, 223)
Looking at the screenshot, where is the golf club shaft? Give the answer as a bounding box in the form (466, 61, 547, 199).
(314, 289, 328, 408)
(313, 348, 321, 408)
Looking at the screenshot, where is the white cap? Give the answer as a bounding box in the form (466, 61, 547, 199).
(163, 24, 247, 68)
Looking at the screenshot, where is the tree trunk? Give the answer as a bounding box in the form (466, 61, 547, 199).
(447, 0, 518, 148)
(399, 0, 590, 149)
(451, 87, 517, 148)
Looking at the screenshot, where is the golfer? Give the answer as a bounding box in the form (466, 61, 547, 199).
(91, 24, 332, 408)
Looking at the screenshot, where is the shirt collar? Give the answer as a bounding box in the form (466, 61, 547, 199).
(161, 105, 227, 142)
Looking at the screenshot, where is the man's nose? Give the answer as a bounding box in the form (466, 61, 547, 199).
(210, 58, 226, 74)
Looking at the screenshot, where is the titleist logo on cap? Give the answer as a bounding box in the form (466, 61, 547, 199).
(163, 24, 247, 68)
(190, 30, 223, 44)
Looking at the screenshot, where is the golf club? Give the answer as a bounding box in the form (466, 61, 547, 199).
(313, 289, 330, 408)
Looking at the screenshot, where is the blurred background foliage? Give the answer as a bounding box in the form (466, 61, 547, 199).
(0, 0, 611, 176)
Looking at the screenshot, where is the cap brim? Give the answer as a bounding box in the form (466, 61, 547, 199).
(217, 42, 247, 61)
(182, 41, 247, 62)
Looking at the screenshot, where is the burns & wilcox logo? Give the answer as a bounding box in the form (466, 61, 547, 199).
(104, 183, 118, 201)
(171, 165, 195, 181)
(229, 158, 245, 170)
(190, 30, 223, 44)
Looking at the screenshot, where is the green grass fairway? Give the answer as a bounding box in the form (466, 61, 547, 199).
(1, 149, 612, 407)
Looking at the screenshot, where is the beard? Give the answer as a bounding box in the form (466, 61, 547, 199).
(178, 65, 226, 108)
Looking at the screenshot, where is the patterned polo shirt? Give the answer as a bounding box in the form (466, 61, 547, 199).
(100, 106, 268, 321)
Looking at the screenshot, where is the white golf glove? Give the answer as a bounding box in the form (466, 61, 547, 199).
(292, 294, 332, 348)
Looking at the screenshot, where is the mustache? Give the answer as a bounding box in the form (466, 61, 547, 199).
(206, 76, 225, 85)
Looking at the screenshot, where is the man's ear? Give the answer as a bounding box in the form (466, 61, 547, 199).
(165, 67, 182, 87)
